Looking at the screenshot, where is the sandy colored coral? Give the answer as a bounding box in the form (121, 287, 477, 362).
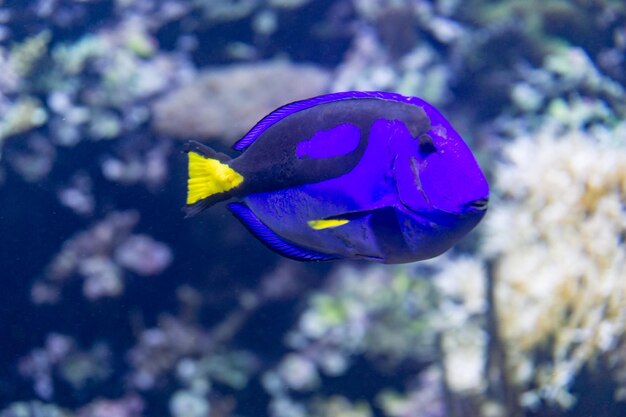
(484, 123, 626, 408)
(151, 61, 331, 142)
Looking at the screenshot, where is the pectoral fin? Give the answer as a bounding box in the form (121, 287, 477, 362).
(309, 207, 405, 262)
(307, 219, 350, 230)
(313, 208, 381, 224)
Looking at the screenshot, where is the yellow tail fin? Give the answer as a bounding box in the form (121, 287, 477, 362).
(187, 151, 244, 205)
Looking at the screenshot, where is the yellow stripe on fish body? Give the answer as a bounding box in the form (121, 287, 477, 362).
(187, 152, 244, 205)
(307, 219, 349, 230)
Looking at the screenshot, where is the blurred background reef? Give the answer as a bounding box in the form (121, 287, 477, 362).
(0, 1, 626, 416)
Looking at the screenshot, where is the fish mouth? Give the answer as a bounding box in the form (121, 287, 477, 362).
(412, 197, 488, 227)
(464, 197, 489, 212)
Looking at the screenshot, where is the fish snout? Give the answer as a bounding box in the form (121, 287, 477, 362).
(464, 197, 489, 213)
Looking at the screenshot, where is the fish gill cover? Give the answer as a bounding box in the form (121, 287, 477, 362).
(0, 1, 625, 417)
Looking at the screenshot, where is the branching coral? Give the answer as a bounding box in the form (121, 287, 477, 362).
(126, 263, 305, 416)
(0, 97, 47, 145)
(500, 47, 626, 138)
(33, 211, 172, 303)
(18, 334, 111, 400)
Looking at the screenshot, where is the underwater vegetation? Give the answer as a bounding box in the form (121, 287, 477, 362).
(1, 0, 626, 416)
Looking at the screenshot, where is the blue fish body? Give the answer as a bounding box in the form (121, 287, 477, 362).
(185, 91, 489, 264)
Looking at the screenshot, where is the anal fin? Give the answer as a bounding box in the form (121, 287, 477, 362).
(227, 202, 339, 262)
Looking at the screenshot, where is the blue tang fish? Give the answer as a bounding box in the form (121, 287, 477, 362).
(185, 91, 489, 263)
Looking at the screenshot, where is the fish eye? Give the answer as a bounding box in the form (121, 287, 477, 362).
(418, 133, 437, 155)
(467, 198, 489, 211)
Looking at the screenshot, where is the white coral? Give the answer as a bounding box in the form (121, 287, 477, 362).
(484, 123, 626, 407)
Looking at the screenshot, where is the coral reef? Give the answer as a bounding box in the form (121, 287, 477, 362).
(258, 260, 490, 417)
(332, 0, 464, 104)
(2, 1, 626, 417)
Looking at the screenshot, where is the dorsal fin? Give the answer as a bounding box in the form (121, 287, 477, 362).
(227, 202, 339, 262)
(232, 91, 424, 151)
